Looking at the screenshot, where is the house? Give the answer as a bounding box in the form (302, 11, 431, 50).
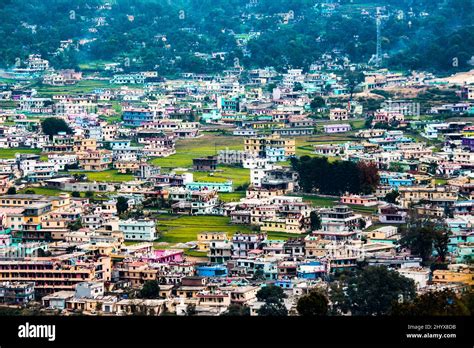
(42, 291, 75, 310)
(75, 282, 105, 299)
(323, 124, 351, 134)
(329, 108, 349, 121)
(195, 265, 228, 277)
(122, 108, 156, 127)
(232, 233, 266, 258)
(296, 261, 326, 279)
(340, 194, 378, 207)
(244, 135, 296, 158)
(118, 219, 157, 241)
(432, 264, 473, 287)
(378, 204, 407, 224)
(0, 282, 35, 304)
(364, 226, 399, 244)
(192, 156, 218, 171)
(197, 232, 228, 252)
(397, 268, 431, 289)
(208, 240, 232, 264)
(186, 181, 233, 193)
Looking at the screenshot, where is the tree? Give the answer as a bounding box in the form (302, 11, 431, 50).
(185, 304, 197, 316)
(256, 285, 287, 304)
(344, 70, 365, 100)
(357, 161, 380, 194)
(331, 266, 416, 316)
(139, 281, 160, 299)
(37, 248, 52, 257)
(391, 290, 470, 316)
(310, 211, 321, 230)
(7, 187, 16, 194)
(258, 302, 288, 316)
(71, 191, 81, 198)
(256, 285, 288, 316)
(116, 196, 129, 215)
(85, 191, 94, 198)
(310, 96, 325, 110)
(24, 189, 36, 194)
(41, 117, 73, 140)
(221, 304, 250, 316)
(384, 190, 400, 204)
(68, 219, 82, 231)
(400, 219, 450, 265)
(297, 290, 328, 316)
(293, 82, 303, 91)
(252, 269, 266, 282)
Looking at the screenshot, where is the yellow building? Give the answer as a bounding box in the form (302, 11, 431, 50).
(261, 217, 306, 234)
(114, 161, 139, 174)
(244, 135, 296, 157)
(398, 186, 459, 209)
(78, 149, 112, 171)
(73, 137, 97, 152)
(196, 232, 228, 252)
(432, 266, 473, 287)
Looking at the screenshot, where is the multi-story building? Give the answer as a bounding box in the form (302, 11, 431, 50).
(118, 219, 157, 241)
(244, 135, 295, 158)
(231, 233, 266, 258)
(398, 186, 459, 209)
(0, 256, 111, 296)
(0, 281, 35, 304)
(78, 150, 112, 171)
(196, 232, 228, 252)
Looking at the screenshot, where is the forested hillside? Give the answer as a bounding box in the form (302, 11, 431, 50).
(0, 0, 472, 75)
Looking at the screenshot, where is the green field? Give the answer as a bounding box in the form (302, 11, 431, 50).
(68, 169, 134, 182)
(295, 135, 354, 158)
(150, 134, 243, 169)
(155, 214, 299, 244)
(30, 79, 128, 97)
(347, 204, 378, 214)
(298, 195, 338, 207)
(156, 215, 253, 243)
(18, 187, 63, 196)
(193, 166, 249, 188)
(219, 191, 246, 202)
(19, 186, 110, 199)
(0, 148, 41, 159)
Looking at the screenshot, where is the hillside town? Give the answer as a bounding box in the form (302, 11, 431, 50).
(0, 50, 473, 317)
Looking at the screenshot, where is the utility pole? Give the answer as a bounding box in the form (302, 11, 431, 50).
(375, 7, 382, 67)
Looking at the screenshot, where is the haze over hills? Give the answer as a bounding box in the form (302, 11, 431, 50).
(0, 0, 473, 76)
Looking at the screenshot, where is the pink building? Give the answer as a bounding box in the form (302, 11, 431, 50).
(141, 249, 184, 263)
(341, 194, 378, 207)
(323, 124, 351, 134)
(0, 234, 12, 247)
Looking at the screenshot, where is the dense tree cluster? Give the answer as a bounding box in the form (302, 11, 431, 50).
(1, 0, 473, 74)
(391, 290, 471, 316)
(256, 285, 288, 316)
(399, 218, 450, 266)
(297, 290, 329, 316)
(330, 266, 416, 316)
(291, 156, 379, 195)
(41, 117, 73, 140)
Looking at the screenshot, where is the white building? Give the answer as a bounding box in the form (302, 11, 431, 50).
(397, 267, 431, 289)
(119, 219, 157, 241)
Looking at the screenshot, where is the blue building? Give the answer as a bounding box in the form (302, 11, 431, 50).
(265, 147, 286, 162)
(379, 173, 414, 189)
(196, 265, 228, 277)
(297, 261, 326, 279)
(218, 97, 240, 113)
(186, 181, 233, 193)
(123, 109, 155, 127)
